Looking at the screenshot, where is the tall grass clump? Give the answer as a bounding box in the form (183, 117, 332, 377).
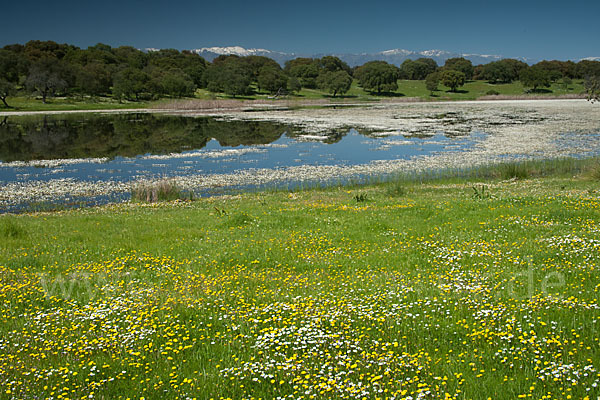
(497, 162, 531, 180)
(386, 183, 406, 197)
(131, 179, 192, 203)
(0, 217, 27, 239)
(585, 159, 600, 180)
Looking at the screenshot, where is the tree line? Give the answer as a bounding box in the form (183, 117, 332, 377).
(1, 40, 600, 107)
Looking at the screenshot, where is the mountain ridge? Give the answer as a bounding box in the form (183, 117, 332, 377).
(193, 46, 535, 67)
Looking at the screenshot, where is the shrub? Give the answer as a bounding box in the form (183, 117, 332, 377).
(486, 89, 500, 96)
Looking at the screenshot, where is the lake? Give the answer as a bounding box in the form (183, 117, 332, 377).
(1, 100, 599, 212)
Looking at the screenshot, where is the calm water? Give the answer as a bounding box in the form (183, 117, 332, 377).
(0, 112, 484, 211)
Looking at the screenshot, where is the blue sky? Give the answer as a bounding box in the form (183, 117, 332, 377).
(3, 0, 599, 60)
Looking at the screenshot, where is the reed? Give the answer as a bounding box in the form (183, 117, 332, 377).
(130, 179, 192, 202)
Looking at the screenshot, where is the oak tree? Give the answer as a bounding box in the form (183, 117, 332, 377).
(354, 61, 399, 94)
(440, 70, 465, 92)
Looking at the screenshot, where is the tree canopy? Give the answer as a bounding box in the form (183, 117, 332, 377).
(479, 59, 527, 83)
(354, 61, 399, 94)
(519, 66, 551, 91)
(440, 70, 466, 92)
(444, 58, 474, 80)
(1, 39, 600, 107)
(400, 58, 437, 80)
(112, 67, 149, 101)
(316, 70, 352, 97)
(425, 72, 439, 95)
(284, 58, 320, 88)
(257, 65, 288, 94)
(204, 57, 252, 97)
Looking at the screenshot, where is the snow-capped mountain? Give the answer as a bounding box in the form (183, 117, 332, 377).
(364, 49, 507, 67)
(195, 46, 296, 65)
(581, 56, 600, 61)
(192, 46, 536, 66)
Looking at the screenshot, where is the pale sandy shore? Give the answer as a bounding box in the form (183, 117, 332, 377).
(1, 99, 599, 210)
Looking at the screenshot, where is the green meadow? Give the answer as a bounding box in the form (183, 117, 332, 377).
(1, 159, 599, 399)
(0, 96, 149, 112)
(190, 79, 586, 102)
(1, 79, 586, 112)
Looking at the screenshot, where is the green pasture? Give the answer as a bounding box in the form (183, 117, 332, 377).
(1, 159, 599, 399)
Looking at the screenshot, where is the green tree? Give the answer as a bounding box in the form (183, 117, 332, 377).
(204, 58, 252, 97)
(245, 55, 281, 84)
(400, 58, 437, 80)
(440, 69, 465, 92)
(0, 79, 15, 108)
(480, 59, 527, 83)
(0, 49, 21, 82)
(257, 66, 288, 94)
(284, 58, 320, 88)
(425, 72, 439, 95)
(0, 49, 21, 107)
(444, 58, 474, 80)
(25, 58, 71, 103)
(159, 70, 196, 97)
(147, 49, 207, 88)
(23, 40, 77, 61)
(416, 58, 438, 74)
(519, 66, 551, 91)
(318, 56, 352, 75)
(479, 61, 508, 83)
(354, 61, 399, 94)
(113, 46, 148, 69)
(576, 60, 600, 79)
(287, 76, 301, 94)
(74, 62, 112, 96)
(316, 70, 352, 97)
(531, 60, 563, 82)
(112, 67, 149, 101)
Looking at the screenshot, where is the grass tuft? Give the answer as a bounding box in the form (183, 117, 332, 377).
(353, 193, 368, 202)
(497, 162, 531, 180)
(131, 179, 192, 203)
(0, 217, 27, 239)
(386, 183, 406, 197)
(585, 160, 600, 180)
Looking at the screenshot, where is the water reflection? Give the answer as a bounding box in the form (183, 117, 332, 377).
(0, 112, 485, 212)
(0, 113, 298, 162)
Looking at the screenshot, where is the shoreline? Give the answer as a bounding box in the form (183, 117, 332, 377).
(0, 96, 589, 117)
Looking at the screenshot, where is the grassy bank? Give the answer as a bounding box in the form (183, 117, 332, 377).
(0, 96, 152, 112)
(0, 79, 587, 112)
(190, 79, 586, 103)
(1, 159, 600, 399)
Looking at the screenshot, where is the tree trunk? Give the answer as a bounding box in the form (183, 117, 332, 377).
(0, 95, 11, 108)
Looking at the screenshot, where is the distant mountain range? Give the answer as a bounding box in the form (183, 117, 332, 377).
(192, 46, 537, 67)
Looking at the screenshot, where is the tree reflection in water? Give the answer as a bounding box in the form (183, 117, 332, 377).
(0, 113, 302, 162)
